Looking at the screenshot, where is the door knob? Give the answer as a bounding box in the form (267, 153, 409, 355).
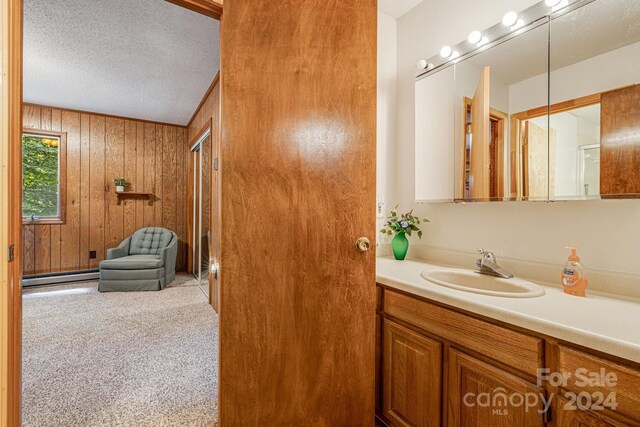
(355, 237, 371, 253)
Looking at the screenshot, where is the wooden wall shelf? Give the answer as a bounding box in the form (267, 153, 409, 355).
(115, 191, 154, 205)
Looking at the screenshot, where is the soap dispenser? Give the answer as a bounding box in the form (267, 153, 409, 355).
(562, 247, 588, 297)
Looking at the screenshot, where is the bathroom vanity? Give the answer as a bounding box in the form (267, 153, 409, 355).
(375, 257, 640, 427)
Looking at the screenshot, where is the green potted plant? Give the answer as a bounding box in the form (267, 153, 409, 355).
(380, 206, 429, 260)
(113, 178, 127, 193)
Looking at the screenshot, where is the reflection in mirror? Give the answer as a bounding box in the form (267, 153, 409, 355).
(548, 0, 640, 199)
(453, 22, 549, 201)
(415, 67, 455, 202)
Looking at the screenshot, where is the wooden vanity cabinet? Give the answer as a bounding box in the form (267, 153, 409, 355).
(447, 349, 545, 427)
(555, 396, 629, 427)
(376, 285, 640, 427)
(383, 319, 442, 426)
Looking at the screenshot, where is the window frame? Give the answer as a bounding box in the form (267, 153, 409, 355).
(21, 128, 67, 225)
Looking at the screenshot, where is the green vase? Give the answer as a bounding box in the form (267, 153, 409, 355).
(392, 232, 409, 260)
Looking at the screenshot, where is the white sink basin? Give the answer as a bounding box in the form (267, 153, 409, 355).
(420, 269, 545, 298)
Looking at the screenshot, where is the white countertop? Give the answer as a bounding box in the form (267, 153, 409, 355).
(377, 257, 640, 364)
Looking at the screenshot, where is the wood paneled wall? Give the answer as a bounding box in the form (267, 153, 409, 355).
(22, 104, 190, 275)
(187, 73, 220, 309)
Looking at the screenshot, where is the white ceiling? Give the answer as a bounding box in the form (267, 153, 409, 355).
(24, 0, 220, 125)
(379, 0, 424, 19)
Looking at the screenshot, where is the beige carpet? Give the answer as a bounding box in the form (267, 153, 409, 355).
(22, 274, 218, 427)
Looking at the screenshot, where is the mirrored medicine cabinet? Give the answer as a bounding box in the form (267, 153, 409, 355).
(415, 0, 640, 203)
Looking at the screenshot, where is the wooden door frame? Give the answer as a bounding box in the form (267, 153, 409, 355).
(1, 0, 24, 425)
(461, 96, 508, 200)
(510, 91, 601, 199)
(1, 2, 221, 425)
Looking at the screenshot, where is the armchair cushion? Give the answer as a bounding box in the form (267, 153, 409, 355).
(99, 254, 163, 270)
(129, 227, 173, 255)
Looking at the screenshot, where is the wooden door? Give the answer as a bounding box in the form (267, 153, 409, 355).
(600, 84, 640, 196)
(524, 121, 554, 200)
(382, 320, 442, 427)
(469, 67, 490, 199)
(219, 0, 377, 425)
(447, 350, 545, 427)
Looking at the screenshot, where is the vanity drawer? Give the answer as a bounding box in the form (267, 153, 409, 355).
(383, 289, 543, 376)
(557, 345, 640, 421)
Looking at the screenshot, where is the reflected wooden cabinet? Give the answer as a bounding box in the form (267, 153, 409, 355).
(382, 319, 442, 426)
(447, 349, 544, 427)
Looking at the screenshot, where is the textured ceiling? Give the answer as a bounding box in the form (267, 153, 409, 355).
(24, 0, 219, 125)
(379, 0, 424, 18)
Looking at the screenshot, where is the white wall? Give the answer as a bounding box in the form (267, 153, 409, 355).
(377, 11, 397, 243)
(388, 0, 640, 275)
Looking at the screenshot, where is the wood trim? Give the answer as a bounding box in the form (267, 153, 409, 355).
(512, 92, 602, 122)
(165, 0, 223, 19)
(21, 129, 67, 225)
(23, 103, 188, 129)
(1, 0, 23, 423)
(186, 72, 220, 130)
(189, 119, 212, 149)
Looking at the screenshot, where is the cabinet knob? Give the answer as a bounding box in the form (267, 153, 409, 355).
(355, 237, 371, 253)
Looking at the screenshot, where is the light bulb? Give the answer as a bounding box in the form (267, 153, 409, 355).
(440, 45, 452, 58)
(545, 0, 561, 6)
(511, 19, 525, 31)
(468, 31, 482, 44)
(416, 59, 428, 70)
(502, 11, 518, 27)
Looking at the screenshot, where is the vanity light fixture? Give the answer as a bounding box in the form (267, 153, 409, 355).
(449, 50, 460, 61)
(468, 30, 482, 44)
(440, 45, 452, 58)
(511, 19, 525, 31)
(477, 37, 489, 47)
(502, 11, 518, 27)
(416, 59, 434, 70)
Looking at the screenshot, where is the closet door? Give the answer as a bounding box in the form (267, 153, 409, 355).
(219, 0, 377, 424)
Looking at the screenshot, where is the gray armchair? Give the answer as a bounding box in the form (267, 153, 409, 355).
(98, 227, 178, 292)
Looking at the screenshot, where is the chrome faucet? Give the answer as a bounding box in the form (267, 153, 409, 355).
(475, 248, 513, 279)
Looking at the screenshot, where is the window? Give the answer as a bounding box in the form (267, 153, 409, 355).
(22, 130, 66, 224)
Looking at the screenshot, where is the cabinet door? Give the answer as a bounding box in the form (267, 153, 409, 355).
(383, 319, 442, 427)
(555, 397, 631, 427)
(447, 349, 545, 427)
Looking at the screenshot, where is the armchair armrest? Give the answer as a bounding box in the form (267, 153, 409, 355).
(159, 235, 178, 276)
(106, 236, 131, 260)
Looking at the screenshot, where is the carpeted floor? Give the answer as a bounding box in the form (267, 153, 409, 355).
(22, 274, 218, 427)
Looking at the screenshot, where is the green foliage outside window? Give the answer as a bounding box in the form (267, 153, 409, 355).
(22, 134, 60, 218)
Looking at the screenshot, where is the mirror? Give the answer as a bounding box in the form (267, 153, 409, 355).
(549, 0, 640, 200)
(414, 0, 640, 202)
(453, 22, 549, 201)
(415, 20, 550, 202)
